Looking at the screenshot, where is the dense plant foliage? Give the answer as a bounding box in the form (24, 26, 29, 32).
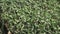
(0, 0, 60, 34)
